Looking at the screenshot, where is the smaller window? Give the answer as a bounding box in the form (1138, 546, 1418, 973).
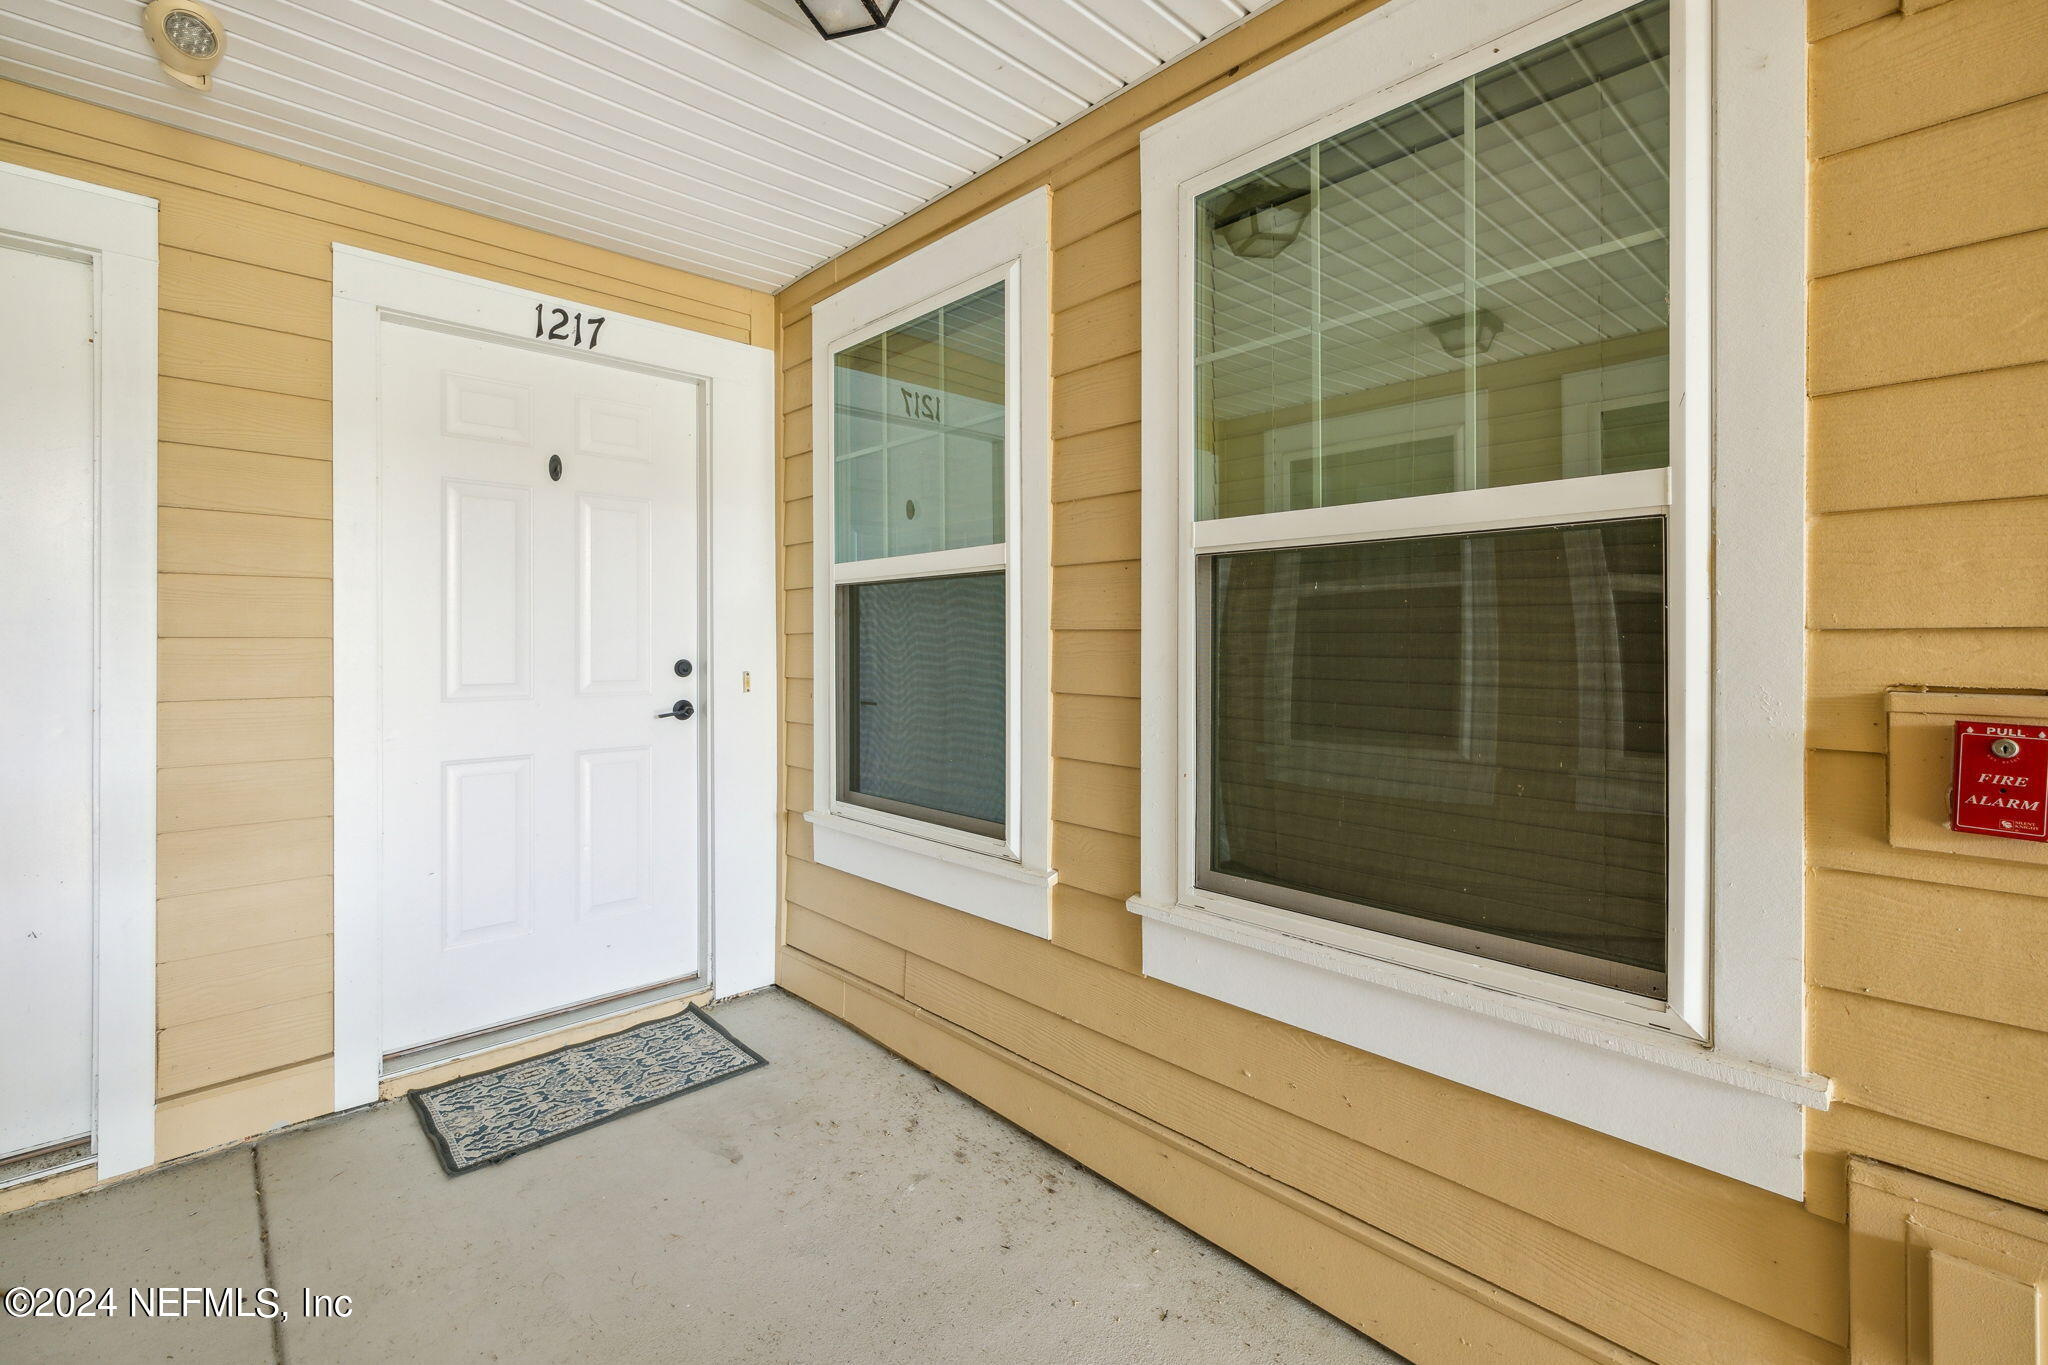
(808, 190, 1054, 938)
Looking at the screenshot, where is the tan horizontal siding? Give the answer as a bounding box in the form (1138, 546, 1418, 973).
(1050, 424, 1141, 503)
(1809, 363, 2048, 513)
(1811, 90, 2048, 275)
(159, 575, 330, 638)
(160, 446, 333, 520)
(1808, 229, 2048, 396)
(0, 74, 772, 1167)
(1800, 0, 2048, 1289)
(1809, 0, 2048, 156)
(157, 759, 332, 834)
(1810, 0, 1899, 41)
(1809, 870, 2048, 1033)
(157, 878, 332, 964)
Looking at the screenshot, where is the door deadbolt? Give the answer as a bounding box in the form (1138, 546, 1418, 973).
(547, 454, 563, 482)
(674, 659, 693, 678)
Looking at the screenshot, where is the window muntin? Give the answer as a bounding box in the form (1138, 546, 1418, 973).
(840, 572, 1006, 837)
(1188, 0, 1676, 999)
(1195, 0, 1670, 521)
(828, 281, 1012, 845)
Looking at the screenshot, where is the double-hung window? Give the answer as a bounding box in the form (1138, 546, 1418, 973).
(1135, 0, 1820, 1195)
(808, 190, 1055, 938)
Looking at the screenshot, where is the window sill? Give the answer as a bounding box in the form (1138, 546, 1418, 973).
(807, 811, 1055, 939)
(1128, 895, 1828, 1198)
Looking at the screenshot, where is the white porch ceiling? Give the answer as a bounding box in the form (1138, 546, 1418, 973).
(0, 0, 1274, 291)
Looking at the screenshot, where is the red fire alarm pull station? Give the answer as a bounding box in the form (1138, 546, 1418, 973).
(1951, 720, 2048, 841)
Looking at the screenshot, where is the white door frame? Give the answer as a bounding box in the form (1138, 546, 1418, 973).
(0, 162, 159, 1179)
(331, 247, 777, 1111)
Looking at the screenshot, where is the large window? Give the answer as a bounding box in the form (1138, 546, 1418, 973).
(1137, 0, 1816, 1195)
(1195, 0, 1676, 997)
(808, 190, 1055, 938)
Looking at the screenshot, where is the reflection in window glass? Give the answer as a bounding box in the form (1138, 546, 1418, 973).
(843, 573, 1006, 835)
(1203, 519, 1668, 993)
(834, 283, 1006, 561)
(1194, 0, 1671, 520)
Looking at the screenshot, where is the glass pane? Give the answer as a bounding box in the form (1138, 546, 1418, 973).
(842, 572, 1006, 833)
(833, 283, 1006, 561)
(1193, 0, 1671, 519)
(1203, 519, 1667, 992)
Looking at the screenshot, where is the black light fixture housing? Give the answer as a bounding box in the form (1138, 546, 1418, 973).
(795, 0, 902, 40)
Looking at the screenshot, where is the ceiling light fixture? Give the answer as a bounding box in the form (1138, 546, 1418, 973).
(794, 0, 902, 40)
(1210, 180, 1311, 260)
(142, 0, 227, 92)
(1430, 308, 1504, 360)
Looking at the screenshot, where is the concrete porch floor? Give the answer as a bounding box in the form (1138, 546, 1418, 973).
(0, 989, 1401, 1364)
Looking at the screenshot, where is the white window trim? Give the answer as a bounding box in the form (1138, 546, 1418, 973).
(1134, 0, 1822, 1196)
(808, 189, 1056, 939)
(0, 163, 159, 1181)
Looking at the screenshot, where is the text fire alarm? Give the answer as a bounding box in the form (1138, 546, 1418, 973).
(1951, 720, 2048, 841)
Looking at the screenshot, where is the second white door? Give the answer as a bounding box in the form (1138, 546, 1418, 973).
(377, 323, 703, 1055)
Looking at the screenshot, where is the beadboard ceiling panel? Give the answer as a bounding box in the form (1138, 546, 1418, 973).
(0, 0, 1273, 290)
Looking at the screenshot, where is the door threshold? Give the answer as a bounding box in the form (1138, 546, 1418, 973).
(0, 1138, 93, 1192)
(381, 975, 706, 1080)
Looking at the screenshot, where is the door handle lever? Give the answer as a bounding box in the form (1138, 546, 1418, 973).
(655, 700, 695, 720)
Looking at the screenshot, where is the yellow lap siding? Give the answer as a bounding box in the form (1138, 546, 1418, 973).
(157, 759, 332, 834)
(1809, 362, 2048, 512)
(160, 446, 333, 520)
(1812, 91, 2048, 275)
(159, 698, 332, 769)
(159, 379, 331, 461)
(159, 575, 331, 638)
(156, 996, 334, 1100)
(1809, 869, 2048, 1033)
(1810, 0, 2048, 155)
(157, 878, 333, 964)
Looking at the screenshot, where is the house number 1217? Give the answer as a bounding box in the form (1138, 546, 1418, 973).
(533, 303, 605, 349)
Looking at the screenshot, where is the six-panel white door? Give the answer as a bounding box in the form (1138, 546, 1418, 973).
(377, 323, 703, 1054)
(0, 240, 97, 1161)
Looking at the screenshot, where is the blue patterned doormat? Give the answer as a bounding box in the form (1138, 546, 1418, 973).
(409, 1004, 768, 1175)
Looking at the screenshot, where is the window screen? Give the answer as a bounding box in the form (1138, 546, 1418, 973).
(1203, 520, 1667, 994)
(842, 573, 1006, 835)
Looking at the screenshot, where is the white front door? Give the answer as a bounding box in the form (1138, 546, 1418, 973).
(377, 323, 704, 1055)
(0, 239, 97, 1162)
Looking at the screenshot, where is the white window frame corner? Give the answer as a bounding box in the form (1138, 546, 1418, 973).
(1132, 0, 1820, 1197)
(0, 163, 159, 1180)
(330, 246, 779, 1112)
(807, 188, 1056, 939)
